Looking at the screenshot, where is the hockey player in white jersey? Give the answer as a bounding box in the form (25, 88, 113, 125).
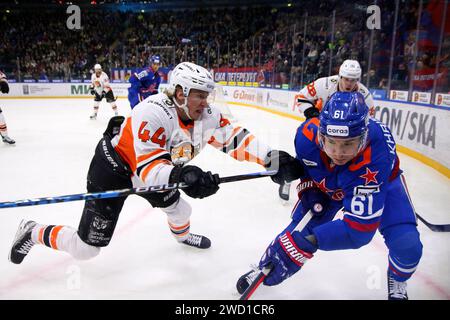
(279, 60, 375, 201)
(295, 59, 374, 119)
(9, 62, 302, 265)
(0, 70, 15, 145)
(89, 64, 118, 119)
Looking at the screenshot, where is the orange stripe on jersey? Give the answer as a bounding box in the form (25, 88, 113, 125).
(349, 146, 372, 172)
(230, 135, 265, 165)
(302, 117, 320, 142)
(137, 149, 167, 164)
(114, 117, 137, 172)
(178, 115, 194, 137)
(140, 159, 171, 182)
(208, 127, 243, 149)
(50, 226, 64, 250)
(38, 227, 45, 245)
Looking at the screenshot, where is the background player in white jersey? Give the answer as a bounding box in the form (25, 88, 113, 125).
(89, 64, 118, 119)
(280, 60, 375, 200)
(9, 62, 301, 265)
(295, 59, 374, 119)
(0, 70, 15, 145)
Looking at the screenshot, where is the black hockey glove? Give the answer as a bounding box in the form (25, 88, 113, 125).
(169, 165, 220, 199)
(89, 86, 95, 95)
(304, 106, 320, 119)
(0, 80, 9, 94)
(265, 150, 304, 185)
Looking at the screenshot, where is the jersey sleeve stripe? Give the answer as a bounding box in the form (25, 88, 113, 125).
(137, 148, 167, 163)
(139, 159, 172, 182)
(222, 128, 250, 153)
(229, 135, 265, 165)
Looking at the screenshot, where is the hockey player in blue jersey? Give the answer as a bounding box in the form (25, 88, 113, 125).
(237, 91, 423, 300)
(128, 55, 161, 109)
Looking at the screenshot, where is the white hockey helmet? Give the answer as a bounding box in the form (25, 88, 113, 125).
(94, 64, 102, 71)
(168, 62, 215, 97)
(339, 60, 361, 80)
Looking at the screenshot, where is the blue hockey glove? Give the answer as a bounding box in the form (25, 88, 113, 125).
(259, 230, 317, 286)
(296, 178, 330, 216)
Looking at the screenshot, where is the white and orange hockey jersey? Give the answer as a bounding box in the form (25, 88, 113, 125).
(294, 75, 374, 114)
(111, 92, 272, 188)
(91, 71, 112, 95)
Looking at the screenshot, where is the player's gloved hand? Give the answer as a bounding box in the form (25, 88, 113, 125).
(89, 86, 95, 95)
(265, 150, 304, 185)
(297, 178, 330, 216)
(259, 230, 317, 286)
(304, 106, 320, 119)
(170, 165, 220, 199)
(0, 80, 9, 94)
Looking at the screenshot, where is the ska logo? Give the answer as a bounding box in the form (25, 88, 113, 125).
(92, 216, 109, 230)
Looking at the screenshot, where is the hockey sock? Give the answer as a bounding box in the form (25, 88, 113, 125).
(168, 220, 190, 242)
(0, 111, 8, 137)
(31, 224, 65, 250)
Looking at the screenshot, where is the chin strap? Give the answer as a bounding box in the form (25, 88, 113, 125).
(172, 96, 192, 120)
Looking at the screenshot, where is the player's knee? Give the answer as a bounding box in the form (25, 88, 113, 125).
(71, 234, 101, 260)
(384, 224, 423, 264)
(391, 231, 423, 264)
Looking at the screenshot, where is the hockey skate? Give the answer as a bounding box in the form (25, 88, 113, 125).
(89, 113, 97, 120)
(1, 133, 15, 145)
(9, 220, 37, 264)
(236, 268, 260, 294)
(387, 271, 408, 300)
(181, 233, 211, 249)
(279, 182, 291, 203)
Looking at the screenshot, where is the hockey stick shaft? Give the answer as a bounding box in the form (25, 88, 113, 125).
(0, 170, 277, 209)
(239, 210, 314, 300)
(416, 212, 450, 232)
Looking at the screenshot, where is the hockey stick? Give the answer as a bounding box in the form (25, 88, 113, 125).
(239, 209, 314, 300)
(0, 170, 277, 209)
(296, 98, 316, 107)
(416, 212, 450, 232)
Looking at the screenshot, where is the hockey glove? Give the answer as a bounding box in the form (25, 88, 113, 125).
(297, 178, 330, 216)
(170, 165, 220, 199)
(304, 106, 320, 119)
(259, 230, 317, 286)
(89, 86, 96, 95)
(265, 150, 304, 185)
(0, 80, 9, 94)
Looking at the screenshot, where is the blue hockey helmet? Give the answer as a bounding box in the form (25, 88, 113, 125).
(150, 55, 161, 64)
(319, 91, 369, 151)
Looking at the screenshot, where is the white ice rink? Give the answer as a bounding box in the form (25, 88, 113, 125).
(0, 98, 449, 300)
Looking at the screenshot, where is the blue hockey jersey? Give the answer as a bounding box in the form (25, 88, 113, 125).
(128, 68, 161, 108)
(294, 117, 407, 250)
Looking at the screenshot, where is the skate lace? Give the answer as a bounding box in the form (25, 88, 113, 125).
(389, 277, 407, 298)
(186, 234, 202, 247)
(17, 239, 34, 255)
